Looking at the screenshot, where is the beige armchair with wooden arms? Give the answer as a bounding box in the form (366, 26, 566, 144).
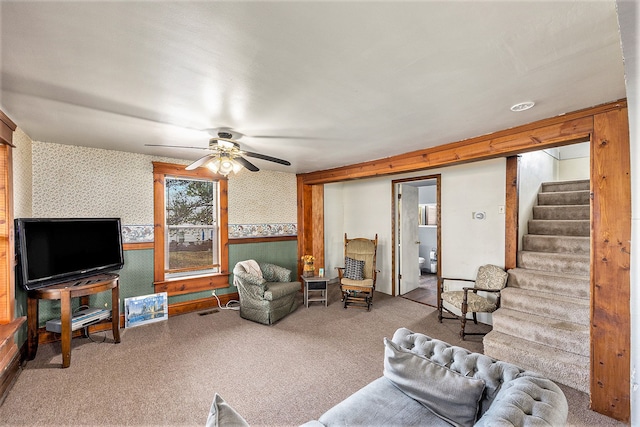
(336, 234, 378, 310)
(438, 264, 508, 339)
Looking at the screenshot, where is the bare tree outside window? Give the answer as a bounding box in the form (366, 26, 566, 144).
(165, 177, 219, 276)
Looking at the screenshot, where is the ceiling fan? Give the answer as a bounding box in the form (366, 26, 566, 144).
(147, 128, 291, 176)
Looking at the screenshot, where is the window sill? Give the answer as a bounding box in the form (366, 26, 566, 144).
(154, 273, 230, 296)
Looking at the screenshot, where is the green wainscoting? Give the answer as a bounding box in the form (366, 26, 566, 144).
(18, 238, 298, 334)
(229, 239, 298, 281)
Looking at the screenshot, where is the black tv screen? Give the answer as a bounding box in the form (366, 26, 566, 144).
(15, 218, 124, 290)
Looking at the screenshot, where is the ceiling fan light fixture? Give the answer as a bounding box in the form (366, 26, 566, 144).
(231, 160, 243, 174)
(219, 158, 235, 175)
(206, 158, 221, 174)
(205, 154, 243, 176)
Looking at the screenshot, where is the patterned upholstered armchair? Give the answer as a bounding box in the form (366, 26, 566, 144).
(438, 264, 508, 339)
(233, 260, 300, 325)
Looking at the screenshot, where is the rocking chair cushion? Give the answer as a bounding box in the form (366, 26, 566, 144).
(441, 291, 497, 313)
(344, 257, 365, 280)
(341, 278, 374, 288)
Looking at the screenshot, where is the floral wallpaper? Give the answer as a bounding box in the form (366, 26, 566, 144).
(27, 141, 297, 241)
(228, 168, 297, 224)
(31, 141, 186, 224)
(12, 128, 33, 218)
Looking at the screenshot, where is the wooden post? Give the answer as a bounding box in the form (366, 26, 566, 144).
(590, 107, 631, 421)
(505, 156, 519, 270)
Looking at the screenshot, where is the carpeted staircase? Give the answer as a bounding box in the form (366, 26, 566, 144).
(484, 179, 590, 393)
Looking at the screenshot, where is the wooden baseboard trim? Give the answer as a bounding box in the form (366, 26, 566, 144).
(0, 346, 22, 406)
(169, 293, 240, 316)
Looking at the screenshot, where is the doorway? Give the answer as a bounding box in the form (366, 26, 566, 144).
(392, 175, 441, 307)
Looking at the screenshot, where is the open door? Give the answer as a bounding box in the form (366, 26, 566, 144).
(399, 184, 420, 294)
(393, 175, 440, 303)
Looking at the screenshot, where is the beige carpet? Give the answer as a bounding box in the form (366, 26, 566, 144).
(0, 285, 624, 426)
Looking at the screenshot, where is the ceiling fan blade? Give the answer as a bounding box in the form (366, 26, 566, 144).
(247, 135, 325, 140)
(185, 153, 217, 170)
(235, 156, 260, 172)
(145, 144, 210, 150)
(243, 151, 291, 166)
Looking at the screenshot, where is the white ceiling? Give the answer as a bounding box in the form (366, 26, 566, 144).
(0, 1, 627, 174)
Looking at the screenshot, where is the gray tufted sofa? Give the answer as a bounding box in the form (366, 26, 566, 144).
(302, 328, 568, 427)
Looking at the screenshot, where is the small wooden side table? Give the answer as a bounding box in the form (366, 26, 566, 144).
(301, 275, 331, 307)
(27, 273, 121, 368)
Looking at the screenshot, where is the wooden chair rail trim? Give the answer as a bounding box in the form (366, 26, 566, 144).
(123, 242, 153, 251)
(228, 235, 297, 244)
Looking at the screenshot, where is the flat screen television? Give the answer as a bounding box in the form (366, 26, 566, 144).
(15, 218, 124, 291)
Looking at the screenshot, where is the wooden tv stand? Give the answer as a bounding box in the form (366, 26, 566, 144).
(27, 273, 121, 368)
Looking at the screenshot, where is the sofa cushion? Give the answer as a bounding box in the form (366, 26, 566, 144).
(260, 263, 292, 282)
(344, 256, 365, 280)
(264, 281, 301, 301)
(383, 338, 486, 427)
(205, 394, 249, 427)
(317, 377, 452, 427)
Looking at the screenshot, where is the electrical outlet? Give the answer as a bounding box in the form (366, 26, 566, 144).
(211, 290, 216, 297)
(498, 205, 505, 214)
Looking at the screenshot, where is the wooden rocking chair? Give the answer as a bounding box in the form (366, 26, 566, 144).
(336, 233, 378, 310)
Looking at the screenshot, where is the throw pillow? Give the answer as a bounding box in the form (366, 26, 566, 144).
(383, 338, 485, 427)
(344, 257, 365, 280)
(205, 393, 250, 427)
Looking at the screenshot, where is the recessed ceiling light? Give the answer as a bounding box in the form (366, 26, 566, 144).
(510, 101, 535, 112)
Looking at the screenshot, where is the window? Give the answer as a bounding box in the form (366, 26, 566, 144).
(165, 176, 218, 278)
(153, 162, 229, 295)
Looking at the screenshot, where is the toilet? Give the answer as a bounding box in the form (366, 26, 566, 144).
(418, 257, 425, 275)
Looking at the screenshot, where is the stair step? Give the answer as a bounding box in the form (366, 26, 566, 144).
(527, 219, 589, 237)
(517, 251, 589, 275)
(541, 179, 590, 193)
(483, 330, 589, 393)
(507, 268, 590, 299)
(492, 308, 589, 356)
(532, 205, 589, 220)
(522, 234, 590, 255)
(500, 287, 589, 325)
(538, 190, 590, 206)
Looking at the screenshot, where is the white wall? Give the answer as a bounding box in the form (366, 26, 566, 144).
(324, 182, 345, 279)
(558, 157, 590, 181)
(324, 158, 506, 300)
(518, 150, 557, 247)
(617, 0, 638, 423)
